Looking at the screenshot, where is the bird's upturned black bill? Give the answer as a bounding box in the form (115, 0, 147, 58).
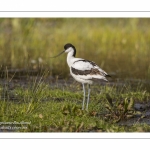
(50, 50, 65, 58)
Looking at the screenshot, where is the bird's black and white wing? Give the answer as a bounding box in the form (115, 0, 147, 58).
(71, 59, 110, 81)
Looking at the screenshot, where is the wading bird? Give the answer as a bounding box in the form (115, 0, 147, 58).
(51, 43, 110, 111)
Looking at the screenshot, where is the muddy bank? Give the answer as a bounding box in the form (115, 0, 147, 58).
(118, 102, 150, 126)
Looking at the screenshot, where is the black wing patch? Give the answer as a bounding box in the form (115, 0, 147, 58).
(71, 67, 105, 76)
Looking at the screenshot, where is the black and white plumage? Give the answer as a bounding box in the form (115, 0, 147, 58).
(52, 43, 110, 110)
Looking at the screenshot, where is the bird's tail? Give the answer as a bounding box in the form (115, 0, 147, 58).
(106, 74, 111, 77)
(91, 75, 108, 82)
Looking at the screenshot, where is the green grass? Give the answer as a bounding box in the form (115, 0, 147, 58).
(0, 76, 150, 132)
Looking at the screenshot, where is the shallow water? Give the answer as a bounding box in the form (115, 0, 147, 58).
(118, 102, 150, 126)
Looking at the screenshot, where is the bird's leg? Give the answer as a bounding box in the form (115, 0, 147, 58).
(86, 84, 91, 111)
(82, 83, 86, 110)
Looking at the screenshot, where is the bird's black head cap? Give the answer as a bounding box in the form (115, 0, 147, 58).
(64, 43, 76, 57)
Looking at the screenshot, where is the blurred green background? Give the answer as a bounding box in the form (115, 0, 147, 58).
(0, 18, 150, 79)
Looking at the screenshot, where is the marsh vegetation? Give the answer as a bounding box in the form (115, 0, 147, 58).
(0, 18, 150, 132)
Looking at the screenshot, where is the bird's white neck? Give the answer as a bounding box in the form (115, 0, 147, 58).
(67, 50, 75, 68)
